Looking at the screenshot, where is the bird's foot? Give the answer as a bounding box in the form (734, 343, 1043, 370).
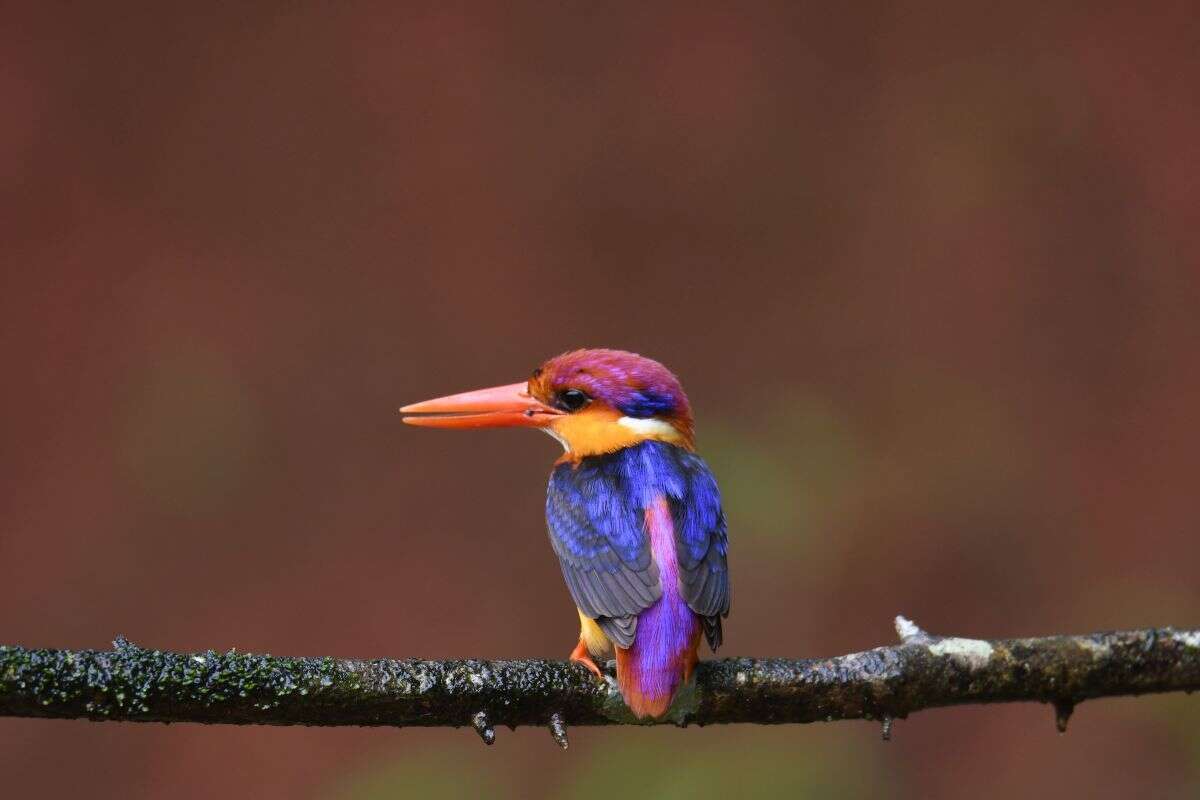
(568, 639, 604, 679)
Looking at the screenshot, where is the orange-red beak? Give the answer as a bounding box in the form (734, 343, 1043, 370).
(400, 381, 563, 429)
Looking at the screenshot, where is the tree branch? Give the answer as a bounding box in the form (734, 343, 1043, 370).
(3, 619, 1198, 747)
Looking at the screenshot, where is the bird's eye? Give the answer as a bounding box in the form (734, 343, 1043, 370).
(557, 388, 590, 412)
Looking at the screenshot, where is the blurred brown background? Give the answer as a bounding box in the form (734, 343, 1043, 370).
(3, 2, 1199, 798)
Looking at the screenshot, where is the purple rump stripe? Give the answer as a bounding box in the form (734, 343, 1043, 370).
(624, 495, 700, 704)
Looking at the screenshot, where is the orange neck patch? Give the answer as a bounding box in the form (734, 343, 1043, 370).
(549, 406, 688, 463)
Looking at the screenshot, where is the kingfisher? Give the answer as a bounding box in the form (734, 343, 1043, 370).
(401, 349, 730, 718)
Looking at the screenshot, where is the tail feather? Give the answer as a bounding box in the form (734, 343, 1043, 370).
(615, 626, 701, 719)
(615, 647, 673, 718)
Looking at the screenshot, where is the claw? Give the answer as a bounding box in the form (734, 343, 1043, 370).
(568, 639, 603, 679)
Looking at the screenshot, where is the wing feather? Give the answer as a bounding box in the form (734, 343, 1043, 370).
(546, 458, 661, 648)
(666, 448, 731, 650)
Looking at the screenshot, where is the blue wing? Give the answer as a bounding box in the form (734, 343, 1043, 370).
(546, 457, 660, 647)
(667, 450, 731, 649)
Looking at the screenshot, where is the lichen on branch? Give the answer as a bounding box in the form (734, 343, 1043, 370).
(3, 620, 1199, 745)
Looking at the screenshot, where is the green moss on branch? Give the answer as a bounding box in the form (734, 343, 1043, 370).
(3, 622, 1199, 738)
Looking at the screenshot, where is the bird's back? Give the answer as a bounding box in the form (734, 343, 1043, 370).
(546, 440, 729, 717)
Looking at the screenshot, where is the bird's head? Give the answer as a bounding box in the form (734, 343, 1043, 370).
(401, 348, 694, 459)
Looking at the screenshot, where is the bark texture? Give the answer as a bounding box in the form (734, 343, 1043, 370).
(3, 619, 1198, 745)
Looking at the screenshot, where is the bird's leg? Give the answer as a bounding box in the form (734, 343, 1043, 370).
(568, 639, 604, 679)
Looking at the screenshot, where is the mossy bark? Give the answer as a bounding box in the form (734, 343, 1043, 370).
(3, 624, 1198, 736)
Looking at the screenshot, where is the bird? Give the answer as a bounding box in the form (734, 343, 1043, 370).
(400, 348, 730, 719)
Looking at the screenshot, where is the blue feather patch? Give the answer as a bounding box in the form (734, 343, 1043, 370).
(545, 440, 730, 650)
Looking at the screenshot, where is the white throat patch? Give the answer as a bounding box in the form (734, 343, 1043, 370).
(617, 416, 678, 438)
